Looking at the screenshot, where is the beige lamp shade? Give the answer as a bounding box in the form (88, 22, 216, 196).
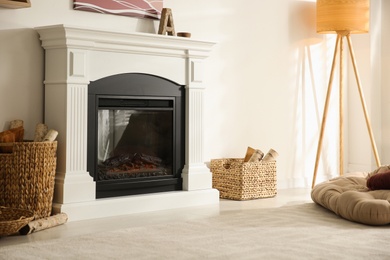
(317, 0, 369, 34)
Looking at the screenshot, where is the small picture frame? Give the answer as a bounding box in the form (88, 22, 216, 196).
(0, 0, 31, 8)
(73, 0, 163, 20)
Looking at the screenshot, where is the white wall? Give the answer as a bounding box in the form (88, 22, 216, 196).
(0, 0, 386, 189)
(156, 0, 341, 187)
(381, 1, 390, 164)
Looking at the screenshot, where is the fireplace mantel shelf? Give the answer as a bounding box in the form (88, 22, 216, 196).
(36, 24, 219, 221)
(36, 24, 215, 60)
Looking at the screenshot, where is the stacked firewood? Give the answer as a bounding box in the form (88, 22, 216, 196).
(244, 146, 279, 163)
(0, 119, 66, 234)
(33, 123, 58, 142)
(0, 119, 58, 153)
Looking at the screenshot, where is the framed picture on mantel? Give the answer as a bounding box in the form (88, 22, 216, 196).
(73, 0, 163, 20)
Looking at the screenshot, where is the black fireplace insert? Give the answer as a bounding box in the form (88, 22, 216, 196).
(88, 73, 185, 198)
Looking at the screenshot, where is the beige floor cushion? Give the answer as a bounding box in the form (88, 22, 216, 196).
(311, 173, 390, 225)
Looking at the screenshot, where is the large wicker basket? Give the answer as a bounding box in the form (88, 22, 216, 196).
(210, 158, 277, 200)
(0, 141, 57, 219)
(0, 206, 34, 237)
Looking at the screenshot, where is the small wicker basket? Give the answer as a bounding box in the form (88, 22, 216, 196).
(0, 141, 57, 219)
(210, 158, 277, 200)
(0, 206, 34, 237)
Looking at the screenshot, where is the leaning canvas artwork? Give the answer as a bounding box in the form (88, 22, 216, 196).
(73, 0, 163, 19)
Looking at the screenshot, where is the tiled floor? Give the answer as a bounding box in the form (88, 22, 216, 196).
(1, 188, 312, 247)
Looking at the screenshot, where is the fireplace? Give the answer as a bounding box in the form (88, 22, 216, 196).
(88, 73, 185, 198)
(36, 24, 219, 221)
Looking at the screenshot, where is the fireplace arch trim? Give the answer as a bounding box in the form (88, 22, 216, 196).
(88, 73, 184, 97)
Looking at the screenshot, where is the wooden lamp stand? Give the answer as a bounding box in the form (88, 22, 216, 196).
(311, 30, 381, 188)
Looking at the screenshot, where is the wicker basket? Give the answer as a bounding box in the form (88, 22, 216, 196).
(0, 206, 34, 237)
(210, 158, 277, 200)
(0, 141, 57, 219)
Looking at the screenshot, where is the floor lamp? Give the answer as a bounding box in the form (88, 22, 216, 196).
(312, 0, 381, 188)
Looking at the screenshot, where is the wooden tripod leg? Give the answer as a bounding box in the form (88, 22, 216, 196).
(346, 35, 381, 167)
(339, 36, 344, 176)
(312, 35, 342, 189)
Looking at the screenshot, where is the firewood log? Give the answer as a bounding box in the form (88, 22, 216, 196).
(244, 147, 256, 162)
(34, 123, 48, 142)
(9, 120, 24, 142)
(9, 126, 24, 142)
(19, 213, 68, 235)
(0, 130, 15, 153)
(248, 149, 264, 162)
(0, 130, 15, 142)
(9, 119, 23, 129)
(42, 129, 58, 142)
(262, 149, 279, 162)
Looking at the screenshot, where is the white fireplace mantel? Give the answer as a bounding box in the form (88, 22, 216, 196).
(35, 24, 219, 221)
